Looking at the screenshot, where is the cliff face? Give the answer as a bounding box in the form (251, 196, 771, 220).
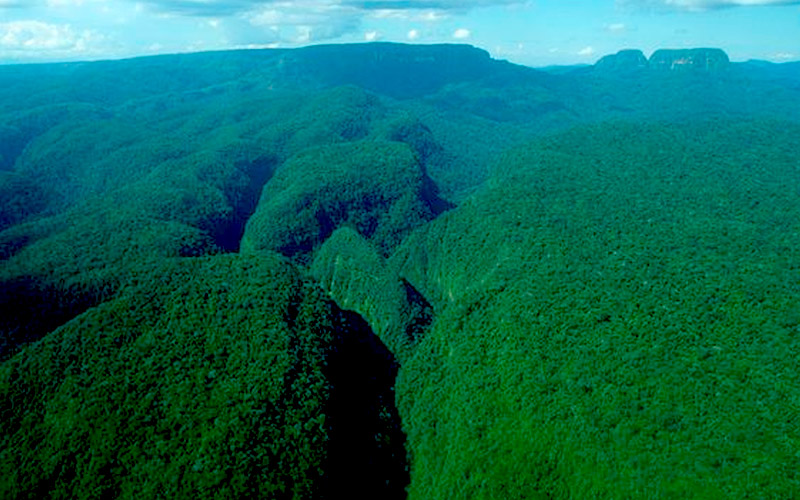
(594, 48, 731, 75)
(283, 42, 497, 98)
(594, 49, 649, 73)
(649, 48, 731, 71)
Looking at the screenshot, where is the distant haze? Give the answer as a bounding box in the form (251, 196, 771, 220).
(0, 0, 798, 65)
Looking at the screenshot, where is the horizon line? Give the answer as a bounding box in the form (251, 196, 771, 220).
(1, 41, 798, 69)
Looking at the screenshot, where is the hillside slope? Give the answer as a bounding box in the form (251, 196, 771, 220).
(392, 120, 800, 498)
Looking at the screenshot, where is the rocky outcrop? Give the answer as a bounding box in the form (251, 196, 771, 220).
(594, 48, 731, 75)
(649, 48, 730, 71)
(594, 49, 649, 74)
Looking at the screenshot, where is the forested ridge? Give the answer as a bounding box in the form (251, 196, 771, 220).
(1, 43, 800, 498)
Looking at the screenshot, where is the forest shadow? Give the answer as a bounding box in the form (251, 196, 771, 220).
(320, 309, 409, 499)
(213, 155, 278, 253)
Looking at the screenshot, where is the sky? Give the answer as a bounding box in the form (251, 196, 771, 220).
(0, 0, 798, 66)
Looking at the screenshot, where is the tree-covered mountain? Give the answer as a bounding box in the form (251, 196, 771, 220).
(393, 120, 800, 498)
(1, 43, 799, 499)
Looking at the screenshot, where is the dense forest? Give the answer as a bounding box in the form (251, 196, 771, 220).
(2, 43, 800, 498)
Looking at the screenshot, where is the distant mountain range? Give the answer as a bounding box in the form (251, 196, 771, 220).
(1, 43, 798, 105)
(2, 43, 798, 173)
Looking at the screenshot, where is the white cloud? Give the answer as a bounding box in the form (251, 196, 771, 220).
(453, 27, 471, 39)
(418, 10, 446, 21)
(344, 0, 526, 10)
(491, 41, 526, 58)
(772, 51, 797, 61)
(46, 0, 107, 6)
(577, 46, 595, 56)
(233, 42, 280, 49)
(369, 9, 405, 19)
(685, 0, 800, 5)
(0, 1, 521, 62)
(620, 0, 800, 10)
(244, 1, 361, 44)
(0, 20, 106, 58)
(368, 8, 448, 21)
(606, 22, 627, 32)
(295, 25, 312, 43)
(364, 30, 378, 41)
(138, 0, 528, 18)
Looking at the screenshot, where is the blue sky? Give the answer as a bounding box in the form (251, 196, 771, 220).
(0, 0, 798, 66)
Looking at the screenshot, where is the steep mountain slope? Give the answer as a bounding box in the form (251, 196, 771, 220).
(310, 227, 433, 363)
(392, 120, 800, 498)
(1, 253, 406, 499)
(241, 140, 446, 262)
